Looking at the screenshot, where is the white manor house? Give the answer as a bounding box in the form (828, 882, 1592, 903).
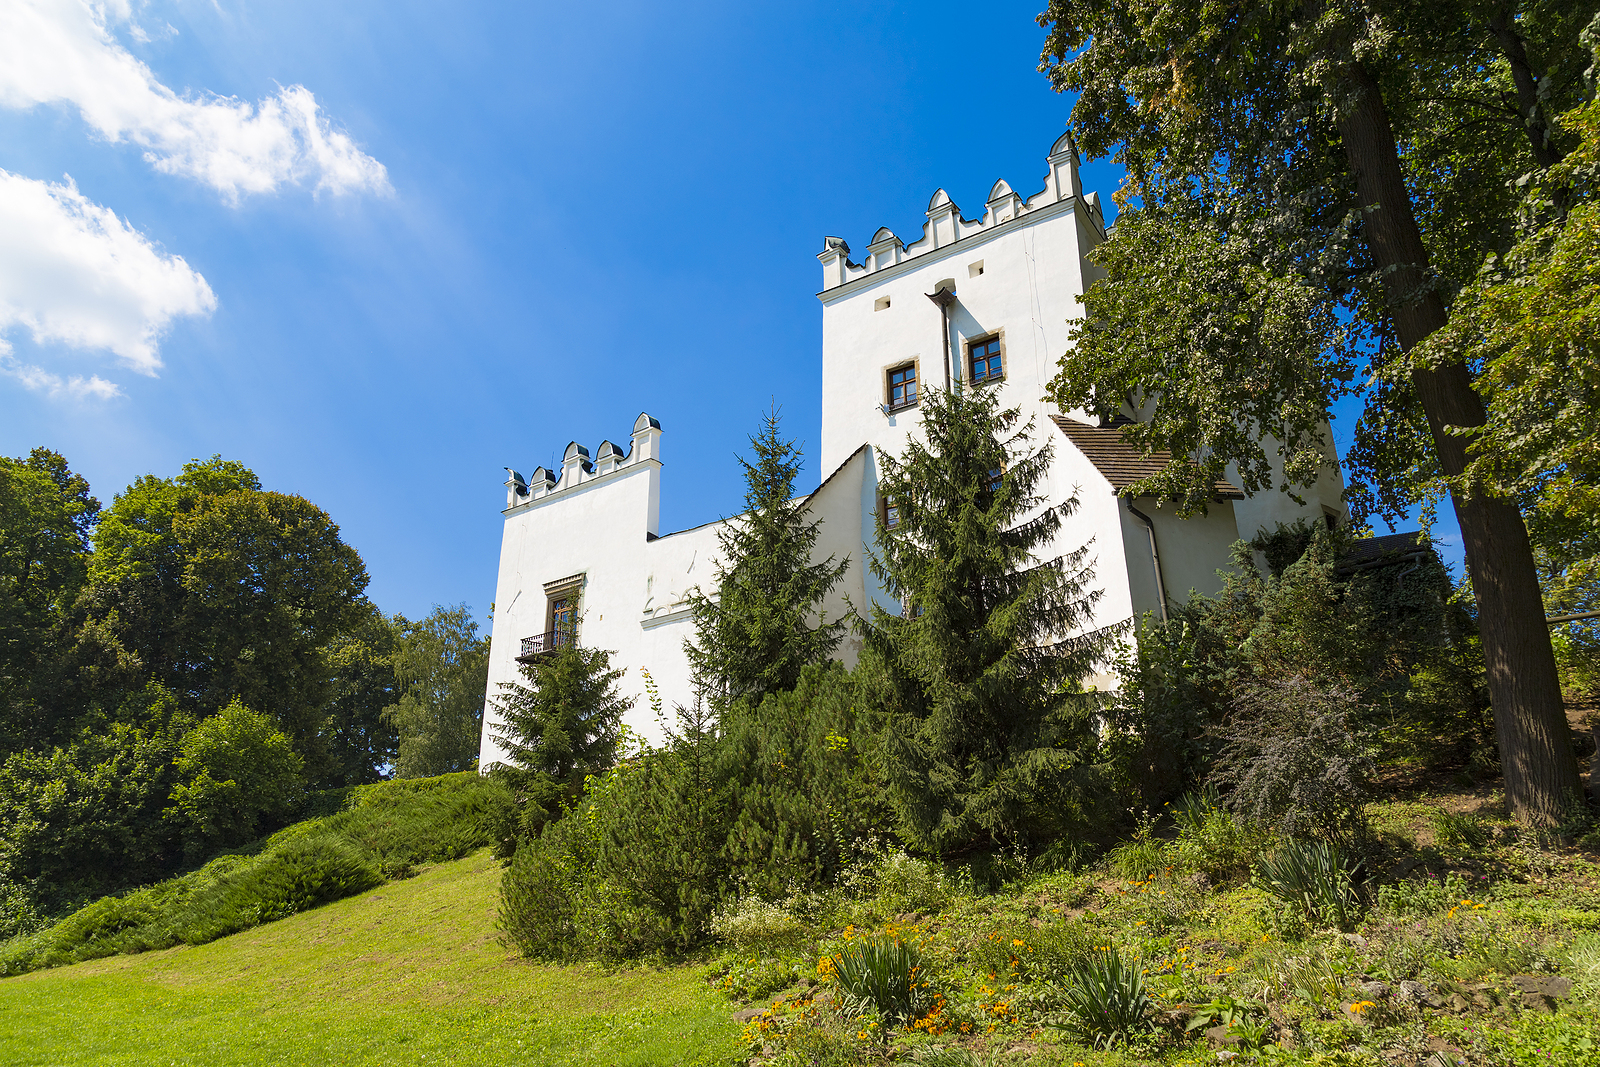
(476, 132, 1347, 766)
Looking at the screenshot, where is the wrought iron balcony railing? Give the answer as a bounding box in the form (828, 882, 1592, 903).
(519, 629, 575, 659)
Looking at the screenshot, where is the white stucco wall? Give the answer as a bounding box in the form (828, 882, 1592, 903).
(479, 129, 1353, 772)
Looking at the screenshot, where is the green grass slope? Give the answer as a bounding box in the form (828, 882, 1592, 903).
(0, 850, 738, 1066)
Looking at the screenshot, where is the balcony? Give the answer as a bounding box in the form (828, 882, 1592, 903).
(517, 629, 575, 662)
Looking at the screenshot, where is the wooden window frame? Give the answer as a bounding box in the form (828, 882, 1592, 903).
(966, 331, 1005, 385)
(884, 360, 919, 413)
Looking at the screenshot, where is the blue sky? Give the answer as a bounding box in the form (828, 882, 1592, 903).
(0, 0, 1450, 624)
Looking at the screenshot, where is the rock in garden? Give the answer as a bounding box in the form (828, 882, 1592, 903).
(1507, 975, 1572, 999)
(734, 1008, 765, 1023)
(1206, 1025, 1243, 1049)
(1360, 980, 1391, 999)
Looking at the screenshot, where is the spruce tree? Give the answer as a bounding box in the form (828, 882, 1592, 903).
(489, 639, 632, 823)
(685, 407, 850, 706)
(863, 384, 1107, 853)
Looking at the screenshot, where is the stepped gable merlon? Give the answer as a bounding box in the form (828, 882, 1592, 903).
(818, 133, 1088, 292)
(503, 413, 663, 510)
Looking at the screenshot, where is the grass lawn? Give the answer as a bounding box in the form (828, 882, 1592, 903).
(0, 850, 739, 1066)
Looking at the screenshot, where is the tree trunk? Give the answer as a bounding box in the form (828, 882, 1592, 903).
(1336, 62, 1580, 825)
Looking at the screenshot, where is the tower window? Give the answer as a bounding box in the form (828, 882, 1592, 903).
(886, 363, 918, 411)
(874, 296, 892, 311)
(969, 336, 1003, 383)
(881, 493, 900, 530)
(968, 260, 984, 277)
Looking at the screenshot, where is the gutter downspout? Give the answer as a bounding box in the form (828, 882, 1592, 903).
(1124, 497, 1169, 623)
(926, 287, 957, 391)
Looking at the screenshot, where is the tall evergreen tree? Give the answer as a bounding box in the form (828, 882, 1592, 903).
(685, 408, 850, 706)
(863, 384, 1108, 853)
(489, 639, 632, 819)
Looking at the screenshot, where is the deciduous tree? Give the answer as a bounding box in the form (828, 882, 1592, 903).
(1038, 0, 1595, 823)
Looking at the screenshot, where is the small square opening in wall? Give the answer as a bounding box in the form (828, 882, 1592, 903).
(874, 296, 891, 311)
(968, 260, 985, 277)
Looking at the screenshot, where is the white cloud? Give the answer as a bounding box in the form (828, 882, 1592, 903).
(0, 341, 123, 399)
(0, 0, 390, 202)
(0, 169, 216, 376)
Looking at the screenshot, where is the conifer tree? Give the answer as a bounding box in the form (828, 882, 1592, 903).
(863, 384, 1107, 853)
(685, 407, 850, 705)
(489, 639, 632, 820)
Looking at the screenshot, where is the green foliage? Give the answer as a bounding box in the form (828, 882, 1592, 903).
(708, 897, 807, 954)
(318, 603, 400, 786)
(384, 603, 489, 779)
(499, 710, 729, 963)
(0, 771, 511, 975)
(1217, 674, 1374, 845)
(1255, 839, 1362, 931)
(862, 383, 1110, 853)
(684, 406, 850, 706)
(1170, 797, 1264, 884)
(719, 664, 885, 899)
(488, 639, 629, 833)
(1107, 827, 1167, 883)
(830, 933, 931, 1025)
(0, 683, 188, 907)
(1430, 810, 1491, 852)
(167, 698, 304, 860)
(970, 917, 1097, 984)
(82, 455, 374, 785)
(0, 448, 100, 757)
(1055, 948, 1155, 1049)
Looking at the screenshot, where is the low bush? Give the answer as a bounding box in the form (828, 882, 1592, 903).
(1171, 804, 1263, 883)
(830, 933, 932, 1025)
(710, 897, 807, 953)
(0, 771, 509, 975)
(1054, 948, 1155, 1049)
(1430, 809, 1491, 852)
(1107, 827, 1167, 882)
(1255, 838, 1362, 930)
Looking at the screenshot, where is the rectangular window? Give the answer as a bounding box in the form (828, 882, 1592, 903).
(968, 336, 1003, 383)
(881, 494, 900, 530)
(550, 595, 576, 649)
(886, 363, 918, 411)
(984, 468, 1003, 494)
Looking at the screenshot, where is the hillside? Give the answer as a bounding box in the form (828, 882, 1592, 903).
(0, 850, 738, 1067)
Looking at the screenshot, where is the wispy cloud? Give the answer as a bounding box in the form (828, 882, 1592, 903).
(0, 0, 391, 202)
(0, 340, 123, 399)
(0, 169, 215, 376)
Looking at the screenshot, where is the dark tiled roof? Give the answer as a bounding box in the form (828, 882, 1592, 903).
(1341, 531, 1432, 569)
(1052, 416, 1244, 500)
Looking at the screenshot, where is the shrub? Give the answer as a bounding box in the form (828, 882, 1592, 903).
(1055, 948, 1155, 1049)
(167, 699, 305, 861)
(709, 897, 806, 953)
(0, 879, 45, 940)
(830, 933, 933, 1025)
(1108, 831, 1167, 882)
(1171, 803, 1262, 883)
(182, 836, 381, 938)
(874, 850, 954, 915)
(1430, 809, 1491, 852)
(1255, 838, 1362, 930)
(497, 810, 595, 961)
(322, 771, 515, 877)
(1217, 675, 1373, 844)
